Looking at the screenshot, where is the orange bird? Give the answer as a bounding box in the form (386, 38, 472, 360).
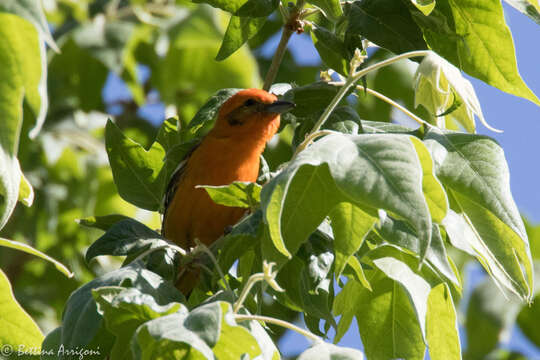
(162, 88, 294, 293)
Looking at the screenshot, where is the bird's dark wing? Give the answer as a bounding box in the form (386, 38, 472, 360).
(161, 141, 201, 234)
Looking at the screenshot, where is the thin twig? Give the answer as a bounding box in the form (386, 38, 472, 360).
(234, 314, 322, 343)
(193, 239, 232, 293)
(234, 274, 264, 313)
(355, 85, 431, 127)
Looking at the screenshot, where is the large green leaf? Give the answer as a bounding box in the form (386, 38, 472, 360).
(370, 250, 431, 340)
(0, 238, 73, 278)
(60, 264, 184, 359)
(261, 133, 432, 261)
(0, 269, 44, 359)
(132, 301, 263, 359)
(410, 0, 540, 106)
(344, 0, 427, 56)
(426, 283, 461, 360)
(201, 181, 261, 209)
(85, 218, 166, 263)
(334, 271, 425, 359)
(425, 128, 533, 298)
(282, 82, 341, 118)
(0, 0, 58, 50)
(105, 120, 172, 211)
(93, 287, 187, 360)
(328, 202, 377, 278)
(375, 218, 459, 286)
(216, 15, 267, 61)
(0, 13, 47, 229)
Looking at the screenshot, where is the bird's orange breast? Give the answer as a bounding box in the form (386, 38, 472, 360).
(162, 135, 263, 249)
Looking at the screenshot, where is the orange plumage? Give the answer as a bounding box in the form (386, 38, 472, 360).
(162, 88, 294, 294)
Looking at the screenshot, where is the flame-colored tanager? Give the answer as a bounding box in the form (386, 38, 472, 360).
(162, 88, 295, 293)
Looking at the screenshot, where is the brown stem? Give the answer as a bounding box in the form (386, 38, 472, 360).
(262, 1, 306, 91)
(262, 27, 294, 91)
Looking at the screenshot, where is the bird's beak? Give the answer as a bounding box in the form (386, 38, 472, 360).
(263, 100, 295, 114)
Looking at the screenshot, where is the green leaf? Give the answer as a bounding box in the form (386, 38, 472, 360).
(504, 0, 540, 25)
(0, 269, 44, 358)
(298, 343, 364, 360)
(275, 232, 337, 333)
(310, 24, 349, 75)
(132, 302, 263, 359)
(343, 0, 427, 56)
(186, 88, 241, 139)
(93, 287, 187, 360)
(200, 181, 261, 208)
(85, 218, 166, 264)
(216, 16, 267, 61)
(78, 214, 134, 231)
(282, 82, 341, 118)
(375, 217, 459, 286)
(217, 210, 263, 275)
(0, 238, 73, 278)
(192, 0, 278, 17)
(425, 128, 533, 299)
(105, 120, 166, 211)
(308, 0, 343, 20)
(17, 172, 33, 207)
(292, 106, 364, 148)
(0, 0, 58, 51)
(334, 271, 425, 359)
(426, 283, 461, 360)
(409, 136, 448, 223)
(131, 312, 212, 360)
(465, 277, 522, 359)
(329, 202, 377, 278)
(370, 251, 431, 340)
(261, 133, 432, 261)
(0, 13, 47, 229)
(61, 264, 184, 359)
(410, 0, 540, 106)
(42, 327, 62, 360)
(410, 0, 436, 15)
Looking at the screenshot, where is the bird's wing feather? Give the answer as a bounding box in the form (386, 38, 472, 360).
(161, 142, 201, 233)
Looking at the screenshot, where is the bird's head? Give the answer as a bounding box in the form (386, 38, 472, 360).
(210, 89, 295, 140)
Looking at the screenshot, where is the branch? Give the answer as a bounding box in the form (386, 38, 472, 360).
(262, 1, 306, 91)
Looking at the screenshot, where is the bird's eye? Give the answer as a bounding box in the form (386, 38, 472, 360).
(244, 99, 256, 107)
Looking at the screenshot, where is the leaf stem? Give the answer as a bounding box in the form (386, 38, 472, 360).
(234, 314, 322, 343)
(233, 273, 264, 313)
(131, 243, 187, 265)
(262, 0, 306, 91)
(193, 239, 232, 293)
(355, 85, 431, 127)
(293, 50, 431, 157)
